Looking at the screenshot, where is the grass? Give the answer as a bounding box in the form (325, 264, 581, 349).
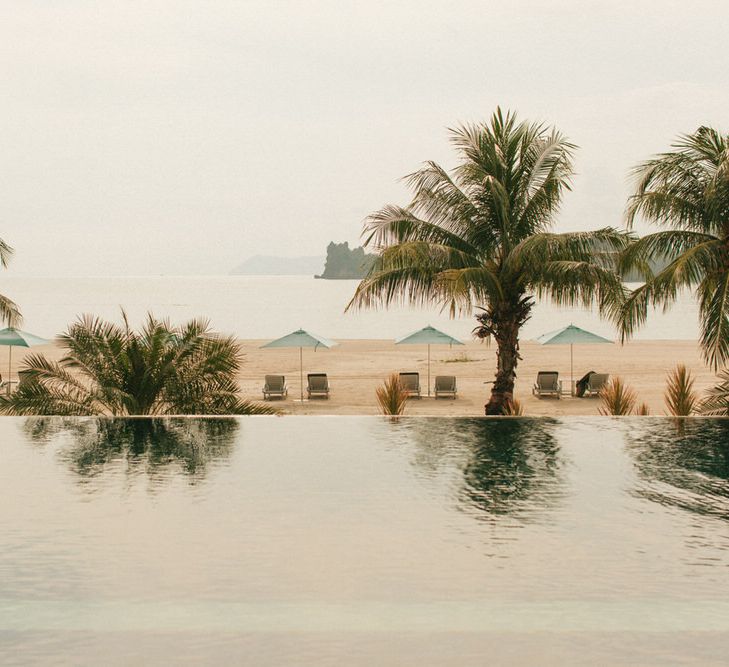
(443, 353, 479, 363)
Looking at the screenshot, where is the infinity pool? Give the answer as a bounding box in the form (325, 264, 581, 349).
(2, 417, 729, 665)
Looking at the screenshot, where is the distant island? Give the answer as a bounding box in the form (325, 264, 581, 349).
(230, 255, 325, 276)
(315, 242, 376, 280)
(231, 242, 376, 279)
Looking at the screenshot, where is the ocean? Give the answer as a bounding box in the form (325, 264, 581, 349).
(0, 275, 699, 341)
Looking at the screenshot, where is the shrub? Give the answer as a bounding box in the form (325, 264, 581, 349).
(375, 374, 408, 415)
(502, 397, 524, 416)
(599, 377, 637, 416)
(664, 364, 698, 416)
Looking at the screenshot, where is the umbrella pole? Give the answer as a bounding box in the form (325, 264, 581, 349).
(7, 346, 11, 396)
(427, 344, 431, 397)
(300, 346, 304, 402)
(570, 343, 574, 396)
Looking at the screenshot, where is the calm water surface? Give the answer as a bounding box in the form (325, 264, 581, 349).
(1, 274, 701, 340)
(2, 417, 729, 665)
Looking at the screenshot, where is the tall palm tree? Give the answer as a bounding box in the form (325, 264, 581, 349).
(0, 238, 21, 325)
(348, 109, 630, 414)
(0, 312, 275, 416)
(619, 126, 729, 370)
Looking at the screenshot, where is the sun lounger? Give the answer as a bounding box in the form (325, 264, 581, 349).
(434, 375, 457, 399)
(262, 374, 288, 400)
(532, 371, 561, 398)
(584, 373, 609, 397)
(307, 373, 330, 399)
(398, 372, 421, 398)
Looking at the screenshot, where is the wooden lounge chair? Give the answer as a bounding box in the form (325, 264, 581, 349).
(262, 375, 288, 400)
(584, 373, 609, 397)
(532, 371, 561, 398)
(434, 375, 457, 399)
(307, 373, 330, 399)
(398, 372, 421, 398)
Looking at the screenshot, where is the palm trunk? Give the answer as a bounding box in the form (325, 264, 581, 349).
(485, 318, 520, 415)
(475, 296, 532, 416)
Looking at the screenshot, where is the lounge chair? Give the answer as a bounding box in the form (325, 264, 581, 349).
(307, 373, 330, 399)
(262, 375, 288, 400)
(434, 375, 457, 399)
(532, 371, 561, 398)
(398, 372, 421, 398)
(584, 373, 609, 397)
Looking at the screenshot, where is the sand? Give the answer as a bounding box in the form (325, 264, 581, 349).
(0, 339, 716, 416)
(236, 339, 717, 416)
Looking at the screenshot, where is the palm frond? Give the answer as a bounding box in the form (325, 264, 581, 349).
(700, 369, 729, 415)
(0, 293, 22, 327)
(698, 271, 729, 370)
(0, 238, 13, 269)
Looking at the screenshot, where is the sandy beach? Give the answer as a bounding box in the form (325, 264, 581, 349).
(1, 338, 715, 416)
(236, 338, 716, 416)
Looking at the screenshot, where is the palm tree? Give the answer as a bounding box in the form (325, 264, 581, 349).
(0, 238, 21, 325)
(620, 126, 729, 370)
(347, 109, 630, 414)
(0, 312, 275, 416)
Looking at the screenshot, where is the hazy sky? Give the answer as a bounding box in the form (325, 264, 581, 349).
(2, 0, 728, 275)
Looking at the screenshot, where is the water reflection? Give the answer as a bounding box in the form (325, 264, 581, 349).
(406, 418, 565, 522)
(626, 418, 729, 520)
(24, 417, 238, 483)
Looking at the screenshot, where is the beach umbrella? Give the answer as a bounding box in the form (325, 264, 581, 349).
(261, 329, 338, 401)
(0, 327, 51, 394)
(395, 325, 464, 397)
(535, 324, 612, 395)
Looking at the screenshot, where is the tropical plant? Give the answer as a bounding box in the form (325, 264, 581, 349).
(0, 238, 21, 325)
(375, 373, 408, 415)
(619, 126, 729, 370)
(664, 364, 698, 416)
(347, 108, 631, 414)
(0, 312, 275, 416)
(700, 369, 729, 415)
(598, 377, 638, 415)
(502, 397, 524, 415)
(636, 402, 650, 416)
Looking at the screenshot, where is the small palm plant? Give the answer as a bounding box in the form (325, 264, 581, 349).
(502, 397, 524, 416)
(0, 312, 275, 416)
(598, 377, 638, 415)
(636, 402, 650, 415)
(664, 364, 698, 416)
(375, 374, 408, 415)
(700, 369, 729, 415)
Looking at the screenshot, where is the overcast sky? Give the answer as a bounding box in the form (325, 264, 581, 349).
(1, 0, 728, 275)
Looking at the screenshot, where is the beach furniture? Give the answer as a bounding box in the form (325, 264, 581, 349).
(307, 373, 330, 399)
(532, 371, 562, 398)
(261, 329, 337, 402)
(395, 325, 463, 397)
(535, 325, 612, 395)
(0, 327, 50, 396)
(583, 373, 609, 397)
(398, 372, 421, 398)
(434, 375, 457, 399)
(262, 375, 288, 400)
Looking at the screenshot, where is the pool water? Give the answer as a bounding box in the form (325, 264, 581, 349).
(1, 417, 729, 665)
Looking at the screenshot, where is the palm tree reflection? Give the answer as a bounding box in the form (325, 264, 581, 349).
(626, 418, 729, 520)
(24, 417, 238, 483)
(406, 418, 565, 522)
